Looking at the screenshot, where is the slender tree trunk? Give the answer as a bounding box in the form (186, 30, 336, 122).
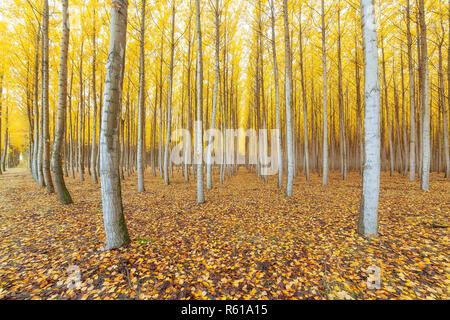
(91, 9, 99, 184)
(164, 3, 176, 186)
(445, 2, 450, 178)
(99, 0, 131, 250)
(406, 0, 416, 181)
(38, 52, 45, 187)
(42, 0, 54, 193)
(51, 0, 72, 204)
(282, 0, 294, 197)
(400, 51, 409, 175)
(299, 7, 309, 181)
(358, 0, 380, 237)
(137, 0, 146, 192)
(418, 0, 430, 190)
(381, 37, 394, 177)
(355, 31, 364, 174)
(185, 21, 192, 182)
(207, 0, 220, 190)
(337, 4, 347, 180)
(321, 0, 328, 186)
(195, 0, 204, 204)
(269, 0, 283, 188)
(78, 40, 85, 181)
(32, 30, 40, 180)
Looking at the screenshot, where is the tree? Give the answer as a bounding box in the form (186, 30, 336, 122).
(99, 0, 131, 250)
(195, 0, 204, 204)
(418, 0, 430, 190)
(269, 0, 282, 188)
(358, 0, 380, 237)
(32, 28, 40, 181)
(163, 2, 176, 186)
(299, 5, 309, 181)
(282, 0, 294, 197)
(91, 5, 99, 185)
(51, 0, 72, 204)
(406, 0, 416, 181)
(321, 0, 328, 186)
(137, 0, 146, 192)
(206, 0, 220, 190)
(42, 0, 54, 193)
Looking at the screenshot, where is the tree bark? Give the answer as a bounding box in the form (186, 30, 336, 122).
(99, 0, 131, 250)
(337, 4, 347, 180)
(42, 0, 54, 193)
(358, 0, 380, 237)
(321, 0, 328, 186)
(137, 0, 146, 192)
(91, 8, 99, 184)
(207, 0, 220, 190)
(406, 0, 416, 181)
(282, 0, 294, 197)
(269, 0, 283, 188)
(418, 0, 430, 190)
(299, 6, 309, 181)
(195, 0, 205, 203)
(51, 0, 72, 204)
(164, 3, 176, 186)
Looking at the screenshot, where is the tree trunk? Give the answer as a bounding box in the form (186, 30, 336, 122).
(32, 29, 40, 180)
(99, 0, 131, 250)
(164, 3, 176, 186)
(418, 0, 430, 190)
(137, 0, 146, 192)
(42, 0, 54, 193)
(195, 0, 204, 204)
(282, 0, 294, 197)
(51, 0, 72, 204)
(321, 0, 328, 186)
(299, 6, 309, 181)
(78, 40, 85, 181)
(337, 4, 347, 180)
(91, 8, 99, 184)
(406, 0, 416, 181)
(269, 0, 283, 188)
(381, 37, 394, 177)
(207, 0, 220, 190)
(358, 0, 380, 237)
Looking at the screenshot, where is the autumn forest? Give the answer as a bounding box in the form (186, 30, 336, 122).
(0, 0, 448, 301)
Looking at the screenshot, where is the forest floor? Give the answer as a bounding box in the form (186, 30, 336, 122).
(0, 167, 448, 300)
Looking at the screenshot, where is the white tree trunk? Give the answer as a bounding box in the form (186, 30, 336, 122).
(195, 0, 204, 204)
(419, 0, 430, 190)
(282, 0, 294, 197)
(99, 0, 130, 250)
(358, 0, 380, 237)
(137, 0, 146, 192)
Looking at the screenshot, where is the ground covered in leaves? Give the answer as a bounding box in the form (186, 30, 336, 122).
(0, 167, 448, 300)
